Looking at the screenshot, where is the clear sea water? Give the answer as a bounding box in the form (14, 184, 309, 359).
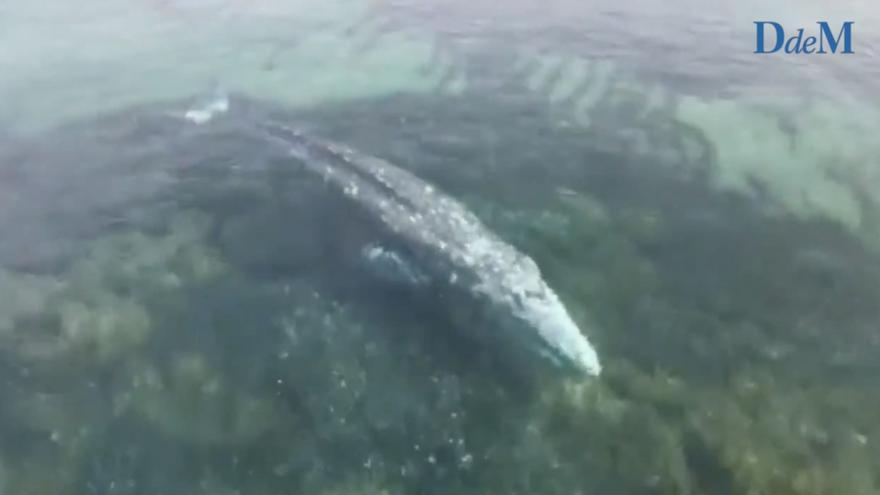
(1, 1, 878, 494)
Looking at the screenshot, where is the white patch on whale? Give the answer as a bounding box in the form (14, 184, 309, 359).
(361, 243, 431, 286)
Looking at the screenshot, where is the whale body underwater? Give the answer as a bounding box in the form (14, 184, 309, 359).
(245, 119, 602, 377)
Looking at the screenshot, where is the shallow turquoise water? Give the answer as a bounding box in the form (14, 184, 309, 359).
(1, 2, 879, 494)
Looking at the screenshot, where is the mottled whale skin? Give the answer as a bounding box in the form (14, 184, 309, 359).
(256, 121, 601, 377)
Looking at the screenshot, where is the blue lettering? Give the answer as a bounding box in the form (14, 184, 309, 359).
(754, 21, 784, 53)
(818, 21, 854, 54)
(784, 28, 805, 53)
(802, 36, 817, 53)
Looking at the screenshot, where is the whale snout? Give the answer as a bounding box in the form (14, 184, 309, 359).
(511, 283, 602, 377)
(571, 332, 602, 376)
(536, 307, 602, 377)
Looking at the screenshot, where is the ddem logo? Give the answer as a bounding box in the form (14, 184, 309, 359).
(754, 21, 854, 54)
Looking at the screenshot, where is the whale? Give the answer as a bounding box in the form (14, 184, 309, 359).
(254, 120, 602, 376)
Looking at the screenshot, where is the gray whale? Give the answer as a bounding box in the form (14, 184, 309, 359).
(256, 121, 602, 376)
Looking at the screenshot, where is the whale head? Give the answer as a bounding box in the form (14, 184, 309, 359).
(511, 286, 602, 376)
(469, 250, 602, 376)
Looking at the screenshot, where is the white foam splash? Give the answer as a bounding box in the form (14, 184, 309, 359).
(183, 94, 229, 125)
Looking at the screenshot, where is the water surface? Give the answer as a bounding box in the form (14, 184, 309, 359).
(0, 2, 878, 494)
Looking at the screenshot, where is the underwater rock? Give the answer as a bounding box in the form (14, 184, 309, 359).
(601, 360, 691, 414)
(56, 298, 151, 365)
(118, 356, 284, 447)
(686, 372, 880, 495)
(319, 480, 393, 495)
(218, 206, 329, 277)
(555, 188, 610, 225)
(1, 456, 79, 495)
(476, 374, 697, 495)
(70, 211, 225, 291)
(0, 270, 59, 342)
(2, 288, 151, 369)
(0, 211, 227, 371)
(8, 385, 108, 449)
(616, 208, 666, 248)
